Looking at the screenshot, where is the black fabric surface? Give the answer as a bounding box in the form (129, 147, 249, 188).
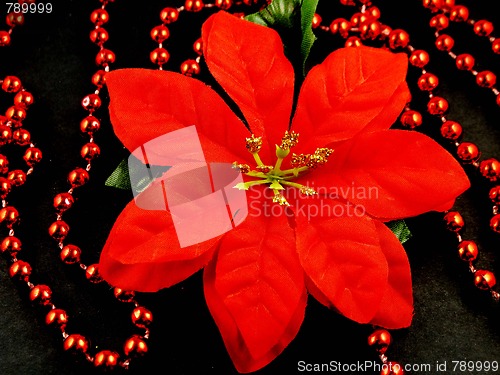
(1, 1, 500, 374)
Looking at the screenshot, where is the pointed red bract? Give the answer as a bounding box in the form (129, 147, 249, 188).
(99, 190, 220, 292)
(295, 211, 389, 323)
(310, 130, 470, 220)
(106, 68, 251, 164)
(291, 46, 410, 153)
(369, 221, 413, 328)
(202, 11, 295, 159)
(204, 208, 306, 373)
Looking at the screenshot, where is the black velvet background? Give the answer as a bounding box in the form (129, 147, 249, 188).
(1, 1, 500, 374)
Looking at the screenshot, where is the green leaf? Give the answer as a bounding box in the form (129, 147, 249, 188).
(105, 155, 170, 193)
(386, 220, 412, 244)
(245, 0, 319, 76)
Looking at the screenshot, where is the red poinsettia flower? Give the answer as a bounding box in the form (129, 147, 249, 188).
(98, 11, 470, 373)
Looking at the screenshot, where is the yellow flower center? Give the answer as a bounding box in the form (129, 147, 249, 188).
(233, 131, 334, 206)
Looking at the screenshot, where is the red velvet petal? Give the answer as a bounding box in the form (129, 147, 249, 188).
(98, 196, 220, 292)
(203, 210, 306, 373)
(291, 46, 410, 153)
(369, 221, 413, 328)
(202, 11, 294, 159)
(296, 211, 388, 324)
(106, 68, 251, 164)
(310, 130, 470, 220)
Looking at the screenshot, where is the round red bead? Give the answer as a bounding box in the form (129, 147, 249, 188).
(367, 329, 391, 354)
(91, 70, 107, 88)
(12, 128, 31, 146)
(360, 20, 382, 40)
(430, 14, 449, 30)
(60, 244, 81, 264)
(6, 12, 24, 27)
(46, 309, 68, 330)
(329, 18, 351, 38)
(113, 287, 136, 303)
(0, 31, 11, 47)
(81, 142, 100, 161)
(474, 270, 496, 290)
(479, 158, 500, 182)
(150, 48, 169, 65)
(184, 0, 204, 12)
(427, 96, 449, 115)
(14, 91, 34, 107)
(94, 350, 119, 369)
(63, 334, 88, 354)
(7, 170, 26, 187)
(388, 29, 410, 49)
(23, 147, 42, 167)
(89, 27, 108, 45)
(458, 241, 478, 261)
(150, 25, 169, 43)
(85, 264, 103, 283)
(456, 142, 480, 163)
(123, 335, 148, 357)
(311, 14, 322, 29)
(455, 53, 474, 70)
(423, 0, 444, 12)
(131, 306, 153, 328)
(399, 110, 422, 129)
(53, 192, 74, 212)
(440, 120, 462, 141)
(90, 9, 109, 26)
(0, 177, 11, 199)
(29, 285, 52, 306)
(381, 361, 405, 375)
(193, 38, 203, 55)
(215, 0, 232, 9)
(489, 186, 500, 204)
(417, 72, 439, 91)
(80, 116, 100, 134)
(9, 260, 31, 281)
(444, 211, 464, 232)
(492, 39, 500, 54)
(68, 168, 90, 188)
(435, 34, 454, 51)
(0, 206, 19, 227)
(476, 71, 496, 88)
(180, 60, 201, 77)
(449, 5, 469, 22)
(0, 154, 7, 174)
(490, 214, 500, 233)
(48, 220, 70, 241)
(0, 236, 22, 257)
(345, 36, 362, 48)
(81, 94, 101, 112)
(2, 76, 22, 93)
(0, 125, 12, 146)
(160, 7, 179, 24)
(473, 20, 494, 36)
(409, 50, 430, 67)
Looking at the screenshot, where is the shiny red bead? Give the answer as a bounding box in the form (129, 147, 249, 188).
(473, 20, 494, 36)
(443, 211, 464, 232)
(113, 287, 136, 303)
(131, 306, 153, 328)
(94, 350, 119, 369)
(89, 27, 108, 45)
(423, 0, 444, 12)
(63, 334, 88, 354)
(9, 260, 31, 281)
(449, 5, 469, 22)
(91, 70, 107, 88)
(7, 170, 26, 187)
(440, 120, 462, 141)
(492, 39, 500, 54)
(399, 110, 422, 129)
(0, 177, 11, 199)
(85, 264, 103, 283)
(150, 48, 170, 65)
(339, 0, 355, 5)
(388, 29, 410, 50)
(29, 285, 52, 306)
(80, 116, 100, 134)
(474, 270, 496, 290)
(0, 206, 19, 227)
(90, 9, 109, 26)
(381, 362, 405, 375)
(329, 18, 351, 38)
(81, 94, 101, 112)
(180, 59, 201, 77)
(6, 12, 25, 27)
(68, 168, 89, 188)
(458, 240, 478, 261)
(476, 71, 496, 88)
(417, 72, 439, 91)
(48, 220, 70, 241)
(455, 53, 475, 70)
(0, 154, 8, 174)
(441, 0, 455, 11)
(81, 142, 100, 161)
(0, 236, 22, 257)
(490, 214, 500, 233)
(53, 192, 74, 212)
(427, 96, 448, 115)
(360, 20, 382, 40)
(23, 147, 42, 167)
(366, 6, 381, 19)
(215, 0, 232, 9)
(123, 335, 148, 357)
(185, 0, 204, 12)
(456, 142, 480, 163)
(345, 36, 362, 48)
(435, 34, 454, 51)
(0, 125, 12, 146)
(14, 91, 34, 107)
(311, 13, 322, 29)
(489, 186, 500, 204)
(6, 105, 27, 124)
(2, 76, 22, 93)
(430, 14, 449, 30)
(150, 25, 169, 43)
(193, 38, 203, 55)
(46, 309, 69, 330)
(160, 7, 179, 24)
(350, 12, 369, 28)
(479, 158, 500, 182)
(96, 49, 115, 66)
(0, 31, 11, 47)
(12, 128, 31, 146)
(60, 244, 82, 264)
(367, 329, 391, 354)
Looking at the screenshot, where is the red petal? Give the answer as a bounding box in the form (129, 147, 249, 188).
(204, 211, 306, 372)
(106, 68, 250, 163)
(296, 212, 388, 323)
(291, 46, 410, 153)
(369, 221, 413, 328)
(311, 130, 470, 220)
(202, 11, 294, 158)
(98, 196, 220, 292)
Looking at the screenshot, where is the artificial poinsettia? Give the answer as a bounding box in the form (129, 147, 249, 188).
(98, 10, 470, 373)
